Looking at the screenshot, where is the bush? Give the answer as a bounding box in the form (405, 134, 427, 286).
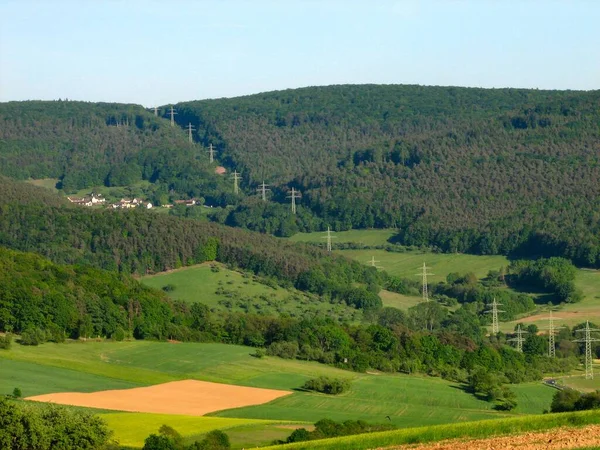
(19, 328, 46, 346)
(0, 334, 12, 350)
(162, 284, 176, 292)
(12, 387, 21, 398)
(302, 376, 351, 395)
(251, 348, 265, 359)
(112, 327, 126, 341)
(190, 430, 230, 450)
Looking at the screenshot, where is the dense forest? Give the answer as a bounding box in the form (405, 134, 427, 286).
(2, 86, 600, 266)
(176, 85, 600, 266)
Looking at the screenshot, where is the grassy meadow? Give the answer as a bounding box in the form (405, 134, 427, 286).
(100, 412, 293, 448)
(261, 409, 600, 450)
(1, 341, 555, 426)
(140, 263, 361, 321)
(287, 229, 600, 327)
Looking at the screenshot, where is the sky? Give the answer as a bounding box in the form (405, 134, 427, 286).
(0, 0, 598, 106)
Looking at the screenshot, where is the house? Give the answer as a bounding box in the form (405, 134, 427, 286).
(90, 194, 105, 204)
(174, 199, 197, 207)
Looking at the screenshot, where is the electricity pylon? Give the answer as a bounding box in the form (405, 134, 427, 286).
(256, 181, 270, 201)
(574, 321, 600, 380)
(168, 106, 177, 127)
(287, 187, 301, 214)
(485, 298, 505, 334)
(541, 309, 565, 358)
(153, 106, 159, 116)
(185, 123, 195, 143)
(232, 170, 241, 194)
(366, 256, 382, 269)
(509, 324, 528, 352)
(207, 143, 217, 163)
(321, 226, 336, 253)
(416, 263, 433, 302)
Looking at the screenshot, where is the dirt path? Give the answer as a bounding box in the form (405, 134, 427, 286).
(381, 424, 600, 450)
(26, 379, 291, 416)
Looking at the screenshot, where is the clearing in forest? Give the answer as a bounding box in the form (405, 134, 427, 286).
(25, 379, 291, 415)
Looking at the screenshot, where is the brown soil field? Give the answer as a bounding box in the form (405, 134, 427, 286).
(25, 379, 291, 415)
(383, 424, 600, 450)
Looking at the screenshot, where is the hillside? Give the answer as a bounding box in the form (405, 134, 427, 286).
(3, 87, 600, 266)
(175, 85, 600, 266)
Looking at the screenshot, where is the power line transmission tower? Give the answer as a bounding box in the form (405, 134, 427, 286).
(185, 123, 195, 143)
(508, 324, 528, 352)
(231, 170, 241, 194)
(541, 309, 565, 358)
(366, 256, 382, 269)
(206, 143, 217, 163)
(485, 298, 505, 334)
(321, 226, 337, 253)
(574, 321, 600, 380)
(168, 106, 177, 127)
(153, 106, 158, 116)
(256, 181, 270, 201)
(287, 187, 301, 214)
(415, 263, 433, 302)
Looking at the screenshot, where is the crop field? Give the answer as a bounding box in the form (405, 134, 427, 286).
(100, 412, 298, 448)
(141, 263, 360, 321)
(261, 410, 600, 450)
(26, 177, 60, 191)
(212, 376, 553, 425)
(0, 359, 141, 398)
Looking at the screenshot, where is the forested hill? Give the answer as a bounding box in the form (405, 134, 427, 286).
(0, 100, 227, 198)
(176, 85, 600, 266)
(0, 179, 381, 309)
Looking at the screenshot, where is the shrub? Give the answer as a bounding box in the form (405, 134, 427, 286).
(190, 429, 230, 450)
(162, 284, 176, 292)
(112, 327, 126, 342)
(12, 387, 21, 398)
(302, 376, 351, 395)
(251, 348, 266, 359)
(0, 334, 12, 350)
(19, 328, 46, 346)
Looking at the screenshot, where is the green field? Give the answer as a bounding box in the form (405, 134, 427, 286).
(0, 359, 141, 398)
(289, 229, 396, 246)
(26, 178, 60, 192)
(262, 409, 600, 450)
(288, 229, 600, 328)
(1, 341, 554, 418)
(100, 412, 290, 448)
(141, 263, 360, 321)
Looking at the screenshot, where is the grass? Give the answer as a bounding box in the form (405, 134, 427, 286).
(212, 375, 553, 425)
(26, 178, 60, 191)
(260, 409, 600, 450)
(289, 229, 396, 246)
(555, 375, 600, 393)
(99, 412, 287, 448)
(0, 359, 141, 397)
(288, 229, 600, 329)
(140, 263, 360, 321)
(1, 341, 554, 425)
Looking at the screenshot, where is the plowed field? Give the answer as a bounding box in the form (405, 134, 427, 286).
(384, 424, 600, 450)
(26, 379, 291, 415)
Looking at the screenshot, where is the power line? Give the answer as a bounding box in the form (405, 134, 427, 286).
(207, 143, 218, 163)
(508, 324, 528, 353)
(541, 309, 565, 358)
(415, 263, 433, 302)
(168, 106, 177, 127)
(321, 226, 337, 253)
(185, 123, 195, 144)
(287, 187, 301, 214)
(574, 320, 600, 380)
(256, 181, 270, 201)
(232, 170, 241, 194)
(485, 298, 505, 334)
(366, 256, 382, 269)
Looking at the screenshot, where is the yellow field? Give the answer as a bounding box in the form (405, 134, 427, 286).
(100, 413, 287, 447)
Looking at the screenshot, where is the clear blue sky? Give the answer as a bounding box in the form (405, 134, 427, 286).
(1, 0, 598, 106)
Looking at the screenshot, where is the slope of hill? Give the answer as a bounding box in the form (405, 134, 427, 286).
(176, 85, 600, 266)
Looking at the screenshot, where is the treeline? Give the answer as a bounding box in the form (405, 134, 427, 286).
(551, 389, 600, 413)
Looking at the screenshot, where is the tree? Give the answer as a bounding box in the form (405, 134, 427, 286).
(12, 387, 21, 398)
